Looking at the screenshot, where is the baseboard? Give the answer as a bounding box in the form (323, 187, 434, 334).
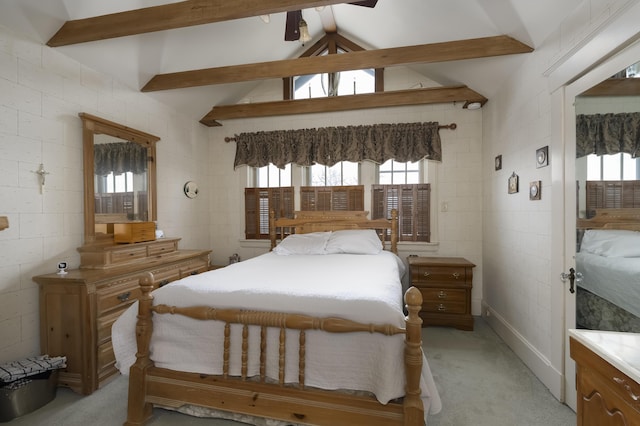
(481, 301, 564, 401)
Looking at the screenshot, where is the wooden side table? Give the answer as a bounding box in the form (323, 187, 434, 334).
(407, 256, 475, 330)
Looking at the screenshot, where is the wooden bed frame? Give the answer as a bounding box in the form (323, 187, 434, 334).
(125, 210, 427, 426)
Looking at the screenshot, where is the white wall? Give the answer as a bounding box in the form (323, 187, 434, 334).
(481, 0, 639, 400)
(0, 25, 212, 364)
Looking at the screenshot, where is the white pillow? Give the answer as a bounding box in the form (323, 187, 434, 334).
(272, 232, 331, 255)
(325, 229, 383, 255)
(580, 229, 640, 257)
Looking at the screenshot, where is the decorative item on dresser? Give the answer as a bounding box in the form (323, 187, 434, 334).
(33, 238, 211, 395)
(569, 329, 640, 425)
(407, 256, 476, 330)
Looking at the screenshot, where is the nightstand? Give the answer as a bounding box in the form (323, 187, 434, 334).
(407, 256, 475, 330)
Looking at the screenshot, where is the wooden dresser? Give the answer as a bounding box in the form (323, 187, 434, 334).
(570, 329, 640, 426)
(33, 238, 211, 395)
(407, 256, 475, 330)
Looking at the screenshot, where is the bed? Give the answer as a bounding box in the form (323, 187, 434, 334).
(575, 208, 640, 332)
(112, 209, 441, 426)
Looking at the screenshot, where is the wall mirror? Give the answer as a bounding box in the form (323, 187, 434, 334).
(573, 61, 640, 333)
(80, 113, 159, 243)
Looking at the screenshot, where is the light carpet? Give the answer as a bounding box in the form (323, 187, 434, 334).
(7, 317, 575, 425)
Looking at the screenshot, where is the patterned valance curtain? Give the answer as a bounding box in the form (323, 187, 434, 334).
(233, 122, 442, 169)
(576, 112, 640, 158)
(94, 142, 148, 176)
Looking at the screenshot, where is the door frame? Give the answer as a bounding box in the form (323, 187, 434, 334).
(549, 5, 640, 409)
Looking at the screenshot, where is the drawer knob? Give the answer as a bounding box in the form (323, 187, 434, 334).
(423, 272, 430, 278)
(438, 291, 447, 299)
(117, 291, 131, 302)
(437, 304, 446, 311)
(613, 377, 639, 401)
(452, 272, 460, 279)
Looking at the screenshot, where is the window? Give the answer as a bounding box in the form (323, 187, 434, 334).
(379, 160, 420, 184)
(244, 187, 294, 239)
(256, 164, 292, 187)
(294, 69, 375, 99)
(373, 159, 431, 242)
(308, 162, 359, 186)
(372, 184, 431, 242)
(300, 185, 364, 211)
(585, 153, 640, 215)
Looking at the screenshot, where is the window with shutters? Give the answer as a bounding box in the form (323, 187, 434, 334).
(372, 184, 431, 242)
(584, 153, 640, 217)
(244, 187, 294, 239)
(300, 185, 364, 211)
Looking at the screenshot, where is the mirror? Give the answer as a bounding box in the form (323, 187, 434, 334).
(80, 113, 159, 242)
(574, 61, 640, 332)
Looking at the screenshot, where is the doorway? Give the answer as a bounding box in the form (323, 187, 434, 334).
(559, 39, 640, 411)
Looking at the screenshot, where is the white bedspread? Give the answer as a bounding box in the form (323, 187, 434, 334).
(576, 251, 640, 318)
(112, 251, 441, 417)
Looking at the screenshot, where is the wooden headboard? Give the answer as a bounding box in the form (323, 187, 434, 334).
(576, 208, 640, 231)
(269, 209, 399, 254)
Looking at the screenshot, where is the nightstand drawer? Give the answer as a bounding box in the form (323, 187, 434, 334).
(422, 300, 466, 314)
(411, 266, 468, 283)
(419, 288, 467, 303)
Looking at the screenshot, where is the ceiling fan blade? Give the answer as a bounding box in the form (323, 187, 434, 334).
(350, 0, 378, 7)
(284, 10, 302, 41)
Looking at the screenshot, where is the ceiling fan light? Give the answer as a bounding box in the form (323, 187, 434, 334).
(467, 102, 482, 110)
(299, 19, 311, 43)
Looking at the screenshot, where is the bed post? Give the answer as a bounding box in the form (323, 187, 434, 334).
(125, 272, 155, 426)
(403, 286, 424, 426)
(390, 209, 398, 254)
(269, 209, 276, 250)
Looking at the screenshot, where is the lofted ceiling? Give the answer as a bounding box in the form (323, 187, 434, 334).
(0, 0, 585, 125)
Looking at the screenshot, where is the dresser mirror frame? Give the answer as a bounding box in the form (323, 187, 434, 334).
(80, 113, 159, 243)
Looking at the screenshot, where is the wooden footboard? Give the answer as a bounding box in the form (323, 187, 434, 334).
(125, 272, 425, 426)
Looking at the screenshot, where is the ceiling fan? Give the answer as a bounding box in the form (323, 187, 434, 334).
(284, 1, 378, 41)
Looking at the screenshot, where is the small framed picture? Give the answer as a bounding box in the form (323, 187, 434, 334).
(508, 172, 519, 194)
(536, 146, 549, 168)
(529, 181, 541, 200)
(495, 155, 502, 171)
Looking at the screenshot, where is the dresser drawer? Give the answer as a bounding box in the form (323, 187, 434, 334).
(97, 307, 128, 345)
(148, 240, 178, 256)
(111, 246, 148, 264)
(97, 280, 140, 314)
(411, 266, 468, 284)
(97, 340, 116, 374)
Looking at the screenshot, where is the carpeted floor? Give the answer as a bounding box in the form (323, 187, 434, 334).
(7, 317, 575, 426)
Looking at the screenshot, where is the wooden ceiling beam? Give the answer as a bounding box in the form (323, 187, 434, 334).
(47, 0, 353, 47)
(200, 86, 487, 126)
(580, 78, 640, 96)
(143, 35, 532, 91)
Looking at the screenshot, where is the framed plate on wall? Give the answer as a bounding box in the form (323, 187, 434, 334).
(536, 146, 549, 168)
(508, 172, 519, 194)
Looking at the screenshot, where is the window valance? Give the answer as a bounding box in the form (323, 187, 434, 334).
(233, 122, 442, 169)
(576, 112, 640, 158)
(94, 142, 148, 176)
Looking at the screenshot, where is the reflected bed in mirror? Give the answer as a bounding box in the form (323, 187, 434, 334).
(575, 209, 640, 332)
(80, 113, 159, 242)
